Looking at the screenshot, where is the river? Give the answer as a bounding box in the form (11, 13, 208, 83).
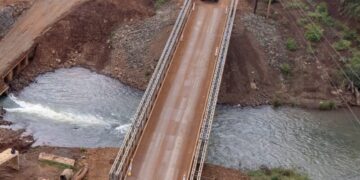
(1, 67, 359, 180)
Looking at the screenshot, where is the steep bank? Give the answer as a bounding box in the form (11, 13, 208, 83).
(4, 0, 352, 108)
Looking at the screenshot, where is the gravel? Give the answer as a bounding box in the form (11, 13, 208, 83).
(242, 13, 287, 67)
(0, 3, 30, 38)
(112, 2, 178, 67)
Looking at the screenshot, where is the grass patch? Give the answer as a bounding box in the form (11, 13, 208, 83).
(286, 38, 298, 51)
(155, 0, 167, 9)
(304, 24, 324, 42)
(280, 63, 291, 76)
(286, 0, 309, 10)
(40, 160, 74, 170)
(248, 167, 309, 180)
(319, 100, 336, 110)
(333, 39, 351, 51)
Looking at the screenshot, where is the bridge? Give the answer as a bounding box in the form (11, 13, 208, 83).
(109, 0, 238, 179)
(0, 0, 86, 95)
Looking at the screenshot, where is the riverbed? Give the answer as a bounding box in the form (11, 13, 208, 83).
(1, 67, 359, 180)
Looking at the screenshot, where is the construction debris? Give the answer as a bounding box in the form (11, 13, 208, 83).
(38, 152, 75, 168)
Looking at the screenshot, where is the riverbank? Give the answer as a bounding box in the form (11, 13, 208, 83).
(2, 0, 356, 109)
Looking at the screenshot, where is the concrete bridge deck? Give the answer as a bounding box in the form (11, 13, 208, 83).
(0, 0, 86, 95)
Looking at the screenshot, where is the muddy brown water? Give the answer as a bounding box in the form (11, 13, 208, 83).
(0, 67, 359, 180)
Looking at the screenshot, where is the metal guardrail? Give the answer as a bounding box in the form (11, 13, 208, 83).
(189, 0, 238, 179)
(109, 0, 193, 179)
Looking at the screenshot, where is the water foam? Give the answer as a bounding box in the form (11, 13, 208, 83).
(5, 94, 110, 127)
(115, 123, 131, 134)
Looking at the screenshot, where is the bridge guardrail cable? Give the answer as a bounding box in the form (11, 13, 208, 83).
(189, 0, 238, 179)
(109, 0, 193, 179)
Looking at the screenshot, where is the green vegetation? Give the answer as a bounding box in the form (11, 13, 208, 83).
(304, 24, 324, 42)
(155, 0, 167, 9)
(307, 2, 334, 26)
(297, 18, 309, 27)
(40, 160, 74, 170)
(345, 50, 360, 88)
(319, 100, 336, 110)
(333, 39, 352, 51)
(341, 0, 360, 20)
(286, 0, 309, 10)
(286, 38, 298, 51)
(342, 28, 358, 41)
(272, 98, 282, 108)
(280, 63, 291, 76)
(248, 167, 309, 180)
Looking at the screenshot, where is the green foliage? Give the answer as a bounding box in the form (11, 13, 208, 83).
(286, 0, 309, 10)
(316, 2, 328, 14)
(248, 167, 309, 180)
(286, 38, 298, 51)
(307, 2, 334, 26)
(341, 0, 360, 20)
(333, 39, 352, 51)
(342, 29, 358, 40)
(319, 101, 336, 110)
(297, 18, 309, 27)
(345, 50, 360, 88)
(280, 63, 291, 76)
(155, 0, 167, 9)
(304, 24, 324, 42)
(272, 98, 282, 108)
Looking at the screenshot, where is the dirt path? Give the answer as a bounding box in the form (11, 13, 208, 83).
(0, 0, 88, 79)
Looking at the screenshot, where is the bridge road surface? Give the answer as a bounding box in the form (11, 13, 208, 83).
(127, 0, 230, 179)
(0, 0, 86, 79)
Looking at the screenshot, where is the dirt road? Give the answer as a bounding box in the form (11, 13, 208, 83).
(128, 0, 230, 179)
(0, 0, 87, 78)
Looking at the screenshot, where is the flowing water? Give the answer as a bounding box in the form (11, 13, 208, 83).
(0, 68, 143, 147)
(1, 67, 360, 179)
(207, 106, 360, 180)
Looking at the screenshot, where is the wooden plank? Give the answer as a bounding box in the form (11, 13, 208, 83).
(38, 152, 75, 167)
(0, 148, 18, 165)
(0, 148, 19, 170)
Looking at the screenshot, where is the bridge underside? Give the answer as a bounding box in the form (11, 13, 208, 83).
(110, 0, 237, 179)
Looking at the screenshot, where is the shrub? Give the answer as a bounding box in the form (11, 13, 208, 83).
(155, 0, 166, 8)
(307, 2, 334, 26)
(286, 0, 309, 10)
(333, 39, 352, 51)
(319, 101, 336, 110)
(341, 0, 360, 20)
(342, 28, 358, 40)
(345, 50, 360, 88)
(248, 167, 309, 180)
(297, 18, 309, 27)
(272, 98, 282, 108)
(304, 24, 324, 42)
(286, 38, 298, 51)
(280, 63, 291, 76)
(316, 2, 328, 15)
